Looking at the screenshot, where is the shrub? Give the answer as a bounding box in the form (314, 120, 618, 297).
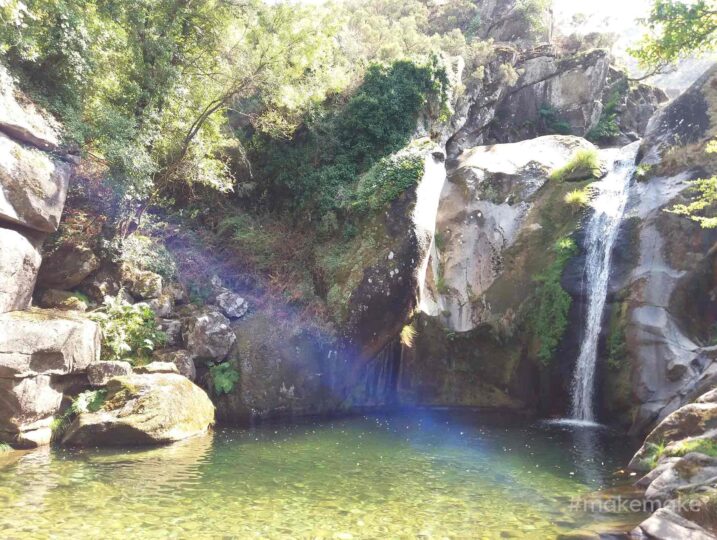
(549, 149, 601, 182)
(634, 163, 654, 182)
(563, 188, 591, 208)
(0, 443, 10, 453)
(643, 440, 668, 470)
(51, 389, 107, 441)
(208, 362, 240, 395)
(89, 294, 166, 363)
(587, 84, 624, 143)
(250, 58, 449, 218)
(532, 237, 578, 365)
(539, 105, 572, 135)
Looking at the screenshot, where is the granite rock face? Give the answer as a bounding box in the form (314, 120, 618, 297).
(0, 310, 100, 378)
(0, 310, 100, 448)
(423, 135, 597, 331)
(0, 132, 70, 233)
(0, 226, 43, 314)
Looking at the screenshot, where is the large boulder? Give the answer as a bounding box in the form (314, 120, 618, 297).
(214, 289, 248, 319)
(0, 309, 100, 378)
(425, 135, 597, 331)
(0, 133, 70, 233)
(62, 374, 215, 447)
(486, 48, 611, 143)
(0, 64, 60, 151)
(213, 312, 343, 424)
(341, 144, 447, 360)
(632, 508, 715, 540)
(630, 392, 717, 472)
(0, 226, 43, 314)
(37, 242, 100, 290)
(182, 307, 235, 361)
(0, 310, 101, 448)
(0, 375, 61, 448)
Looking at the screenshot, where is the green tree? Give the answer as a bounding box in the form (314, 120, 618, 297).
(631, 1, 717, 228)
(630, 0, 717, 77)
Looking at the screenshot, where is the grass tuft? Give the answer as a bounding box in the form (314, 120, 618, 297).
(549, 149, 601, 182)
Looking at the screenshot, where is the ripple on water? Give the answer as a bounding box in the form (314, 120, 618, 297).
(0, 410, 643, 539)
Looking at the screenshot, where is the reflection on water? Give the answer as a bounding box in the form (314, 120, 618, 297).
(0, 410, 641, 539)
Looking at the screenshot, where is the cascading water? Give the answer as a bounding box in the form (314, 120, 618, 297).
(570, 142, 640, 423)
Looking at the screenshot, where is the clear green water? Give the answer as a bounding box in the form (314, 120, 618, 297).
(0, 410, 642, 539)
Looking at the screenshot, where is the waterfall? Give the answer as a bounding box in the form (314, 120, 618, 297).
(570, 142, 640, 423)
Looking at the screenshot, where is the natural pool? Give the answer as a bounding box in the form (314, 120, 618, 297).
(0, 410, 643, 539)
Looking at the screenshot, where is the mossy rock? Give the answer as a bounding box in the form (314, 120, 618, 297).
(61, 374, 215, 447)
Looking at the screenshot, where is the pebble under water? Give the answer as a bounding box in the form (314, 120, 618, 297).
(0, 410, 644, 539)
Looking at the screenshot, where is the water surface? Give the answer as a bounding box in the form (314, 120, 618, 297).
(0, 410, 642, 539)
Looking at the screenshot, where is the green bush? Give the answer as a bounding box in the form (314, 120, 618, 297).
(0, 442, 10, 453)
(250, 58, 449, 218)
(549, 149, 601, 182)
(208, 362, 240, 395)
(89, 294, 166, 363)
(352, 145, 426, 212)
(532, 237, 578, 365)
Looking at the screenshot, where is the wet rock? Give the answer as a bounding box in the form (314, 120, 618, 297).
(632, 508, 715, 540)
(37, 242, 100, 290)
(0, 226, 43, 314)
(343, 145, 447, 360)
(0, 133, 70, 234)
(0, 309, 100, 378)
(644, 453, 717, 501)
(62, 374, 215, 447)
(182, 307, 235, 361)
(214, 289, 248, 319)
(135, 361, 179, 375)
(0, 376, 61, 448)
(152, 349, 196, 380)
(87, 361, 133, 387)
(119, 263, 162, 300)
(630, 399, 717, 472)
(37, 289, 88, 312)
(213, 312, 340, 424)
